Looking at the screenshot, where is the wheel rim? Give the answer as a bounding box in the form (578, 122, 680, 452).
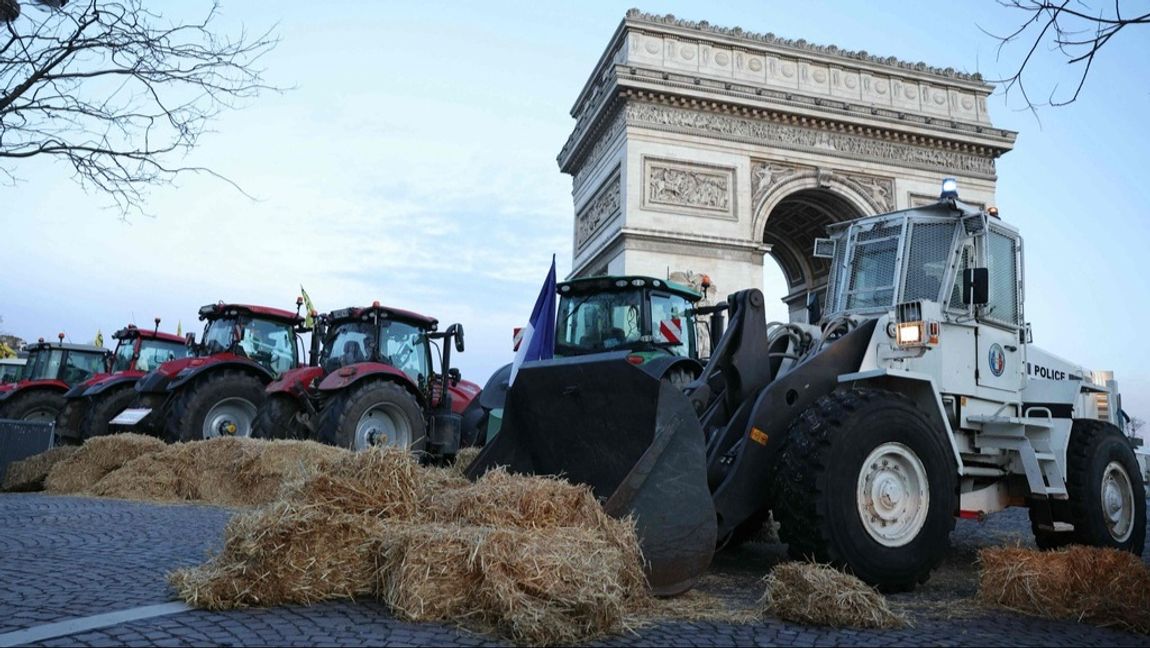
(22, 408, 57, 423)
(354, 402, 412, 451)
(202, 398, 257, 439)
(856, 442, 930, 547)
(1100, 460, 1135, 543)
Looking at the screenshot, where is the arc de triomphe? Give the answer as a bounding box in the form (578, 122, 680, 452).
(558, 10, 1017, 320)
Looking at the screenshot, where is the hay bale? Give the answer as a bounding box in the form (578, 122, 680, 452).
(378, 522, 646, 645)
(426, 468, 611, 530)
(44, 434, 166, 493)
(88, 437, 346, 506)
(449, 446, 482, 477)
(2, 446, 81, 492)
(761, 562, 907, 629)
(978, 545, 1150, 634)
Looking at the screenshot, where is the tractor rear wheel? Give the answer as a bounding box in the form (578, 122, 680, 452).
(54, 399, 88, 445)
(1, 390, 66, 423)
(316, 380, 426, 452)
(164, 371, 265, 443)
(81, 387, 137, 441)
(774, 388, 957, 592)
(253, 395, 310, 440)
(1057, 419, 1146, 553)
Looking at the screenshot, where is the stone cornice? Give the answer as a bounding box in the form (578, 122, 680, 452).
(625, 9, 986, 84)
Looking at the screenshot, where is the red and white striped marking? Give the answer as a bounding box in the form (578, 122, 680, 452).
(512, 327, 524, 352)
(657, 317, 682, 345)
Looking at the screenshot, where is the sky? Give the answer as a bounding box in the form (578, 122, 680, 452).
(2, 1, 1148, 431)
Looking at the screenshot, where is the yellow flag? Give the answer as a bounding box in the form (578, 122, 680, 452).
(94, 330, 104, 347)
(300, 285, 316, 329)
(0, 341, 14, 359)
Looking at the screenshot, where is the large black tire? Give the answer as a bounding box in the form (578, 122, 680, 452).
(81, 386, 138, 441)
(315, 380, 426, 452)
(0, 390, 67, 423)
(774, 388, 958, 592)
(163, 371, 266, 443)
(253, 394, 310, 440)
(1043, 420, 1146, 553)
(54, 398, 89, 445)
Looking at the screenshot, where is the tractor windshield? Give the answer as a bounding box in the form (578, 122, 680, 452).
(321, 321, 375, 372)
(237, 318, 297, 375)
(556, 289, 644, 355)
(63, 351, 107, 384)
(111, 339, 137, 372)
(0, 364, 21, 384)
(135, 339, 188, 372)
(650, 291, 696, 358)
(380, 320, 429, 384)
(19, 349, 63, 381)
(201, 317, 239, 355)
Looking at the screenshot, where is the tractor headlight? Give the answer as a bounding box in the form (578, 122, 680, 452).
(896, 322, 923, 346)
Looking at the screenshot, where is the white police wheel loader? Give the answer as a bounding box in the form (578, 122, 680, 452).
(466, 179, 1149, 595)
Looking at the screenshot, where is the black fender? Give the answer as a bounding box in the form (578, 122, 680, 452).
(83, 375, 141, 398)
(135, 370, 173, 395)
(639, 355, 704, 382)
(168, 359, 275, 391)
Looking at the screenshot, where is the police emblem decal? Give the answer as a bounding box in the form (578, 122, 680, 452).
(988, 343, 1006, 377)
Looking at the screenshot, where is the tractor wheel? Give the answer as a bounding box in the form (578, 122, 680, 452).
(253, 395, 310, 440)
(1, 390, 66, 423)
(1057, 419, 1146, 553)
(81, 387, 138, 441)
(164, 371, 266, 443)
(316, 380, 426, 452)
(53, 399, 89, 445)
(774, 388, 957, 592)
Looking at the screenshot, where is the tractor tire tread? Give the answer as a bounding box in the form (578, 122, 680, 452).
(81, 386, 138, 441)
(163, 370, 266, 443)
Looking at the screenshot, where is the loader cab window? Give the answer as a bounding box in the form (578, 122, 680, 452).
(238, 318, 297, 375)
(984, 229, 1021, 326)
(557, 289, 643, 355)
(844, 226, 900, 310)
(321, 321, 374, 372)
(650, 292, 695, 358)
(135, 340, 188, 372)
(901, 222, 955, 303)
(380, 320, 430, 384)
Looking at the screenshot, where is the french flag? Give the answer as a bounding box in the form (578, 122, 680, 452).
(509, 256, 557, 385)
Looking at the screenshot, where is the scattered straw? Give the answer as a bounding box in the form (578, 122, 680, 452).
(450, 446, 482, 477)
(44, 434, 166, 493)
(978, 545, 1150, 634)
(2, 446, 81, 492)
(762, 562, 907, 629)
(171, 448, 649, 645)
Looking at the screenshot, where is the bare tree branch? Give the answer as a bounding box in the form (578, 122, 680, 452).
(1, 0, 281, 217)
(985, 1, 1149, 111)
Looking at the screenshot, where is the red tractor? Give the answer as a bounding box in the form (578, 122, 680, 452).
(0, 335, 110, 422)
(54, 321, 189, 445)
(111, 302, 307, 442)
(254, 302, 479, 460)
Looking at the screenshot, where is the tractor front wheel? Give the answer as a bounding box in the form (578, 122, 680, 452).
(1, 391, 66, 423)
(53, 399, 89, 445)
(164, 371, 266, 443)
(316, 381, 426, 452)
(253, 395, 310, 440)
(82, 387, 138, 441)
(774, 388, 957, 592)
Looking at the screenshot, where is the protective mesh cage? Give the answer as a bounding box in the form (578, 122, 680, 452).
(845, 222, 902, 310)
(901, 223, 955, 303)
(948, 246, 972, 310)
(824, 236, 846, 314)
(985, 229, 1021, 325)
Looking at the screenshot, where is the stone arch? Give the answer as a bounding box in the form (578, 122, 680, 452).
(752, 170, 879, 318)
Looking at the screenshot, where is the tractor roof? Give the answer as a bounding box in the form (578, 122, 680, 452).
(559, 275, 701, 301)
(0, 358, 24, 366)
(25, 341, 108, 355)
(113, 324, 185, 344)
(197, 303, 303, 324)
(328, 304, 438, 329)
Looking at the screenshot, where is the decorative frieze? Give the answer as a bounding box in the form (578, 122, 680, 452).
(627, 102, 997, 178)
(572, 108, 626, 194)
(642, 157, 736, 219)
(575, 170, 621, 250)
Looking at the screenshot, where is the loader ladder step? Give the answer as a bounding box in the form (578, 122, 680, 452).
(970, 416, 1066, 498)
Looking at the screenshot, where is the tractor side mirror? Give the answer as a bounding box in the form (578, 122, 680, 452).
(450, 323, 465, 353)
(448, 367, 461, 386)
(963, 268, 989, 306)
(185, 332, 196, 347)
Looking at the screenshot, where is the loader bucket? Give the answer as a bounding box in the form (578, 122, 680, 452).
(465, 353, 717, 595)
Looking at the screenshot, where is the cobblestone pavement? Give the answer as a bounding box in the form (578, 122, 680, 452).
(1, 493, 1147, 647)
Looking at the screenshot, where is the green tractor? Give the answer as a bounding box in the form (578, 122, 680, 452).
(461, 275, 719, 445)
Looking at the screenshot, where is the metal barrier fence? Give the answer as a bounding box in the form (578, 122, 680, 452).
(0, 419, 55, 485)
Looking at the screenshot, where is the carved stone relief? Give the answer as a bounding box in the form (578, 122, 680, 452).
(643, 157, 735, 219)
(751, 160, 807, 205)
(839, 171, 895, 212)
(626, 102, 997, 178)
(576, 170, 621, 250)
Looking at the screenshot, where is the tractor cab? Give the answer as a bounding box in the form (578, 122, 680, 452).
(555, 276, 702, 361)
(14, 339, 109, 386)
(317, 303, 436, 389)
(110, 325, 190, 374)
(0, 358, 24, 384)
(192, 303, 305, 377)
